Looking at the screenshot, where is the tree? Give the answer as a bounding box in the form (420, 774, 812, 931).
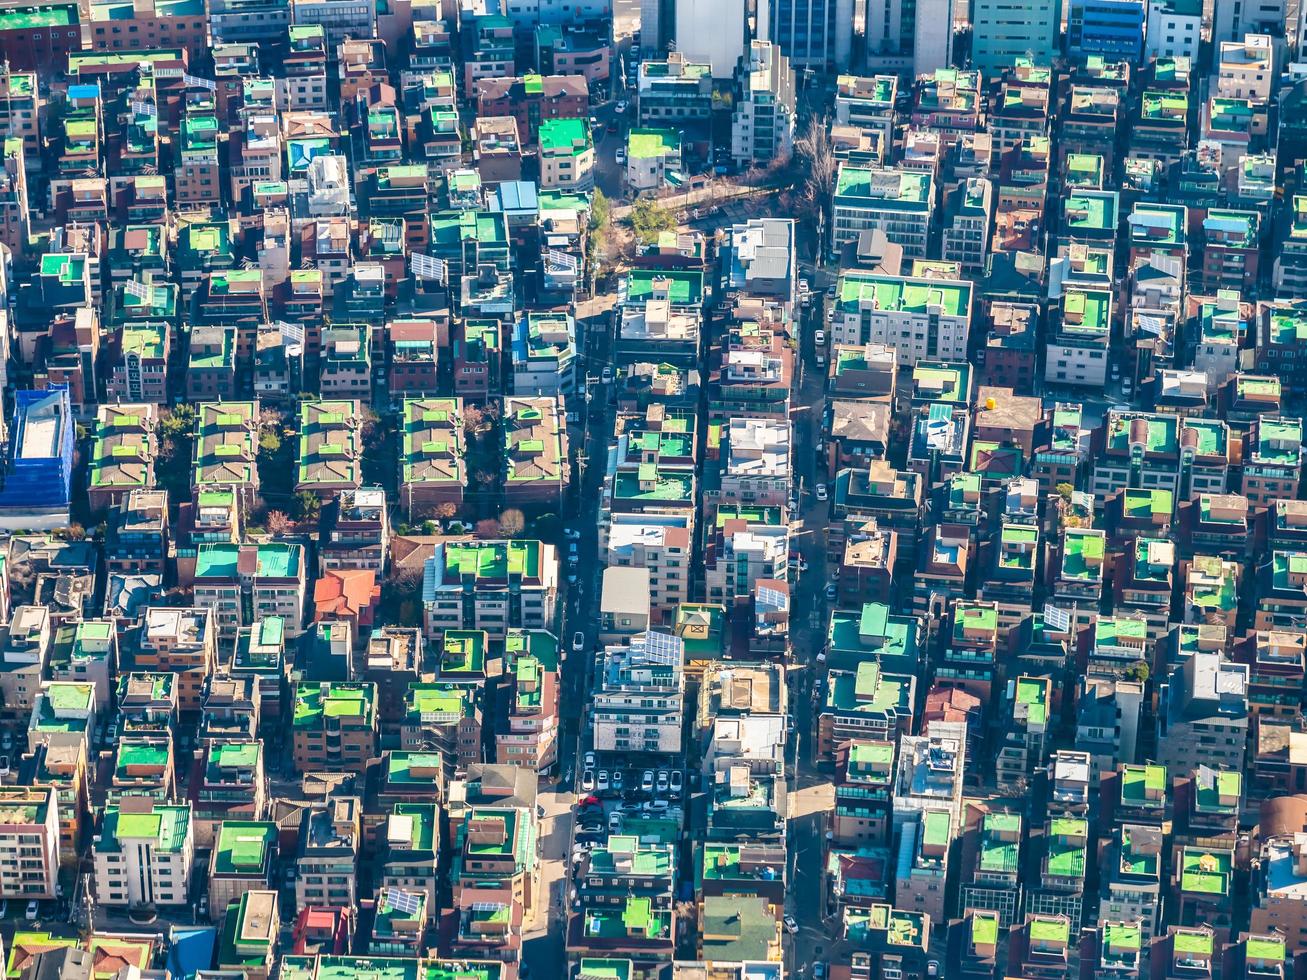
(266, 510, 294, 536)
(589, 188, 611, 232)
(1125, 661, 1150, 683)
(498, 508, 526, 537)
(793, 117, 836, 255)
(628, 198, 676, 244)
(294, 491, 321, 522)
(436, 501, 459, 520)
(259, 430, 282, 456)
(1055, 482, 1074, 504)
(464, 404, 489, 439)
(475, 518, 502, 538)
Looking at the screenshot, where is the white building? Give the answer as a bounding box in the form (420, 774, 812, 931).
(1214, 34, 1275, 102)
(602, 513, 694, 614)
(1212, 0, 1286, 47)
(625, 129, 682, 193)
(290, 0, 376, 53)
(830, 271, 972, 365)
(720, 418, 792, 506)
(93, 801, 195, 908)
(705, 523, 789, 604)
(591, 632, 686, 756)
(892, 723, 966, 831)
(1145, 0, 1201, 60)
(864, 0, 954, 75)
(674, 0, 748, 78)
(730, 41, 796, 168)
(0, 786, 60, 899)
(831, 164, 935, 258)
(1045, 285, 1112, 389)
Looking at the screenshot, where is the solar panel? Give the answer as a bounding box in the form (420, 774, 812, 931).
(274, 320, 305, 345)
(384, 887, 422, 916)
(642, 631, 682, 664)
(1042, 603, 1071, 632)
(122, 280, 151, 301)
(757, 585, 788, 610)
(129, 99, 155, 117)
(470, 901, 503, 912)
(410, 252, 447, 283)
(183, 73, 216, 91)
(547, 248, 578, 270)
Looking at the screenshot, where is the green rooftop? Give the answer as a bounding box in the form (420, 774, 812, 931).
(628, 128, 679, 160)
(213, 821, 276, 875)
(837, 271, 970, 318)
(538, 117, 591, 156)
(292, 682, 376, 727)
(1180, 847, 1232, 896)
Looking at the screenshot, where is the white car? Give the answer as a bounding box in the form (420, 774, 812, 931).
(572, 632, 585, 653)
(615, 147, 626, 165)
(814, 329, 826, 347)
(783, 914, 799, 935)
(581, 769, 596, 792)
(25, 901, 38, 922)
(565, 528, 582, 540)
(597, 770, 610, 791)
(584, 751, 596, 769)
(615, 100, 628, 113)
(641, 769, 655, 792)
(601, 365, 613, 383)
(656, 770, 670, 793)
(825, 584, 838, 601)
(815, 484, 828, 501)
(669, 770, 683, 795)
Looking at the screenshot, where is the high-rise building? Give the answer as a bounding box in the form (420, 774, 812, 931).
(971, 0, 1063, 73)
(760, 0, 855, 68)
(674, 0, 748, 78)
(864, 0, 955, 76)
(1212, 0, 1287, 46)
(1068, 0, 1147, 58)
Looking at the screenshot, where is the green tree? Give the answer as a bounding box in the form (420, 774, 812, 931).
(628, 198, 676, 244)
(294, 491, 321, 522)
(1055, 482, 1074, 504)
(1125, 661, 1150, 683)
(589, 188, 611, 231)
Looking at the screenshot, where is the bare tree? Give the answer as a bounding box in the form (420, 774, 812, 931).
(266, 510, 294, 536)
(793, 116, 836, 256)
(436, 501, 459, 520)
(475, 518, 502, 539)
(498, 508, 526, 537)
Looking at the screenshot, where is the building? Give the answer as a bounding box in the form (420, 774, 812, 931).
(502, 396, 569, 507)
(1068, 0, 1147, 58)
(193, 544, 306, 639)
(421, 541, 558, 638)
(0, 387, 74, 531)
(294, 798, 360, 912)
(93, 801, 194, 908)
(1211, 0, 1286, 45)
(864, 0, 954, 75)
(537, 118, 594, 191)
(637, 54, 713, 125)
(674, 0, 746, 78)
(291, 683, 378, 773)
(0, 4, 83, 71)
(602, 513, 693, 615)
(830, 271, 971, 365)
(1155, 653, 1249, 775)
(764, 0, 855, 67)
(0, 786, 59, 899)
(971, 0, 1063, 73)
(591, 632, 686, 756)
(831, 165, 934, 258)
(730, 41, 795, 168)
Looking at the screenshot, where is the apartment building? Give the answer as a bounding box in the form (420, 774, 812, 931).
(1155, 653, 1249, 775)
(1045, 285, 1111, 388)
(134, 607, 216, 714)
(0, 786, 59, 899)
(294, 798, 360, 912)
(591, 632, 685, 757)
(93, 800, 194, 908)
(291, 682, 378, 773)
(193, 543, 307, 639)
(831, 165, 935, 258)
(502, 396, 569, 507)
(830, 271, 971, 365)
(730, 41, 796, 168)
(421, 540, 558, 639)
(1242, 416, 1304, 509)
(601, 513, 693, 617)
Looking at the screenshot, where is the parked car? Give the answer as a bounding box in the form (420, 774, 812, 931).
(783, 914, 799, 935)
(596, 770, 610, 791)
(572, 631, 585, 653)
(615, 100, 628, 113)
(814, 329, 826, 347)
(601, 365, 613, 383)
(815, 483, 828, 501)
(611, 769, 624, 791)
(641, 769, 655, 792)
(825, 584, 838, 601)
(615, 147, 626, 165)
(25, 901, 38, 922)
(608, 811, 624, 833)
(584, 751, 596, 769)
(669, 770, 683, 795)
(581, 769, 596, 792)
(656, 770, 670, 793)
